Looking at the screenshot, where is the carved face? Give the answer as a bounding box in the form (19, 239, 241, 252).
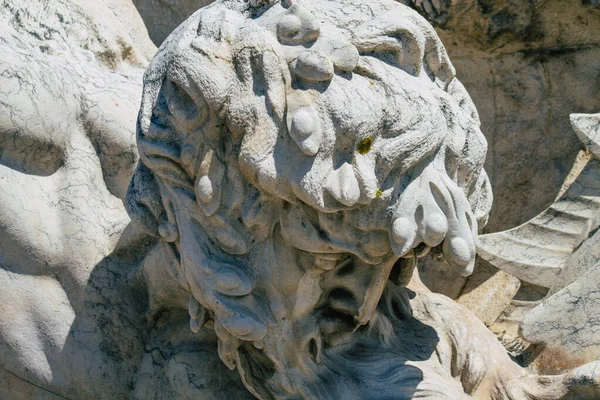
(128, 0, 492, 398)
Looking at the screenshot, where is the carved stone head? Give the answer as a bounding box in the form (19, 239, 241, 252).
(126, 0, 492, 397)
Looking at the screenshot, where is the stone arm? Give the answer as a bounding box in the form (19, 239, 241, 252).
(420, 293, 600, 399)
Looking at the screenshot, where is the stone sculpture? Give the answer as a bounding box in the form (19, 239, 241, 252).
(1, 0, 600, 399)
(130, 0, 600, 334)
(478, 113, 600, 369)
(135, 0, 600, 245)
(127, 0, 600, 398)
(0, 0, 155, 396)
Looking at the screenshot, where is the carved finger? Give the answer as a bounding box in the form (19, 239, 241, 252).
(434, 175, 477, 276)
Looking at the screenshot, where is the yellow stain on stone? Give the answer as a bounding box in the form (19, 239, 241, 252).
(357, 137, 373, 154)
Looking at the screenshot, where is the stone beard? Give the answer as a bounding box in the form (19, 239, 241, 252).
(126, 0, 599, 399)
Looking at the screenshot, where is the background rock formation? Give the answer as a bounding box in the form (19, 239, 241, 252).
(131, 0, 214, 45)
(422, 0, 600, 233)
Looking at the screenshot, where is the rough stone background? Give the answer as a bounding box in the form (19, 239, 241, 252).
(131, 0, 213, 45)
(417, 0, 600, 234)
(408, 0, 600, 318)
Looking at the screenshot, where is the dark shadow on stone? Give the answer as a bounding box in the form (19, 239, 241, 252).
(310, 285, 438, 400)
(57, 222, 252, 398)
(131, 0, 215, 46)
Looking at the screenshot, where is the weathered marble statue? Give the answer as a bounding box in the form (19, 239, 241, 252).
(478, 113, 600, 369)
(1, 0, 599, 399)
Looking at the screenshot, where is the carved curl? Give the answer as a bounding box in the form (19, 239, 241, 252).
(125, 0, 492, 381)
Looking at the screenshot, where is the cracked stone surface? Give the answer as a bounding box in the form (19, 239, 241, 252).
(0, 0, 139, 396)
(522, 259, 600, 359)
(478, 113, 600, 370)
(1, 0, 600, 399)
(0, 1, 245, 398)
(165, 1, 600, 331)
(0, 0, 156, 69)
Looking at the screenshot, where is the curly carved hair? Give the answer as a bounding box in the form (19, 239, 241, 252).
(125, 0, 492, 359)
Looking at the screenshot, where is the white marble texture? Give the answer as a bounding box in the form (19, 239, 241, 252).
(0, 1, 244, 398)
(0, 1, 141, 396)
(478, 113, 600, 369)
(125, 0, 599, 398)
(0, 0, 156, 69)
(1, 0, 600, 399)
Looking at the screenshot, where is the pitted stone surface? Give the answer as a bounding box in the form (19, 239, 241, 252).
(1, 1, 600, 399)
(478, 113, 600, 369)
(0, 0, 156, 69)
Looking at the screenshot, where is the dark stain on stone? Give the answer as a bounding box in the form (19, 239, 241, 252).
(487, 9, 517, 41)
(357, 137, 373, 154)
(477, 0, 494, 15)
